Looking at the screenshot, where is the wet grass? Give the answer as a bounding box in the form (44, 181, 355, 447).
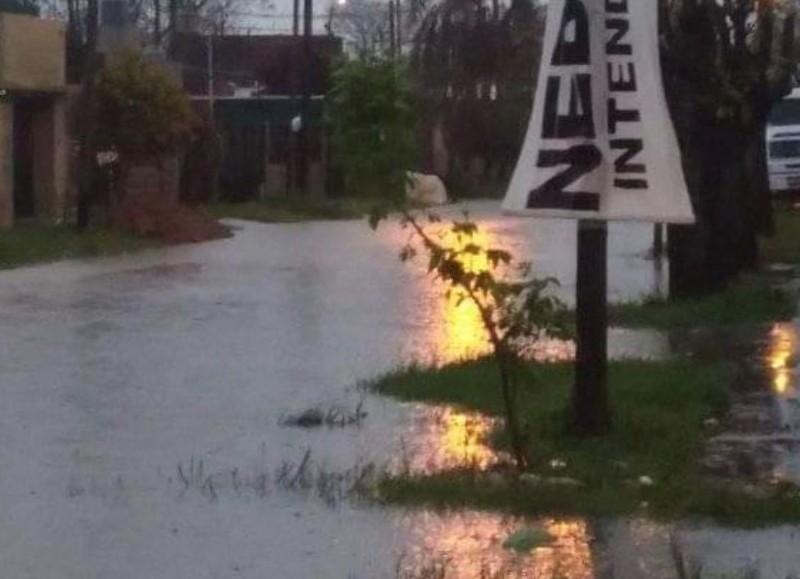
(174, 449, 378, 507)
(761, 207, 800, 265)
(279, 400, 368, 429)
(205, 197, 379, 223)
(0, 223, 158, 270)
(369, 357, 800, 525)
(609, 275, 795, 329)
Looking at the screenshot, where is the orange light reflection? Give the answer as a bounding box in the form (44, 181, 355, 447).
(404, 514, 594, 578)
(435, 227, 493, 362)
(440, 409, 498, 471)
(769, 324, 797, 396)
(431, 225, 574, 364)
(398, 407, 501, 474)
(531, 520, 595, 579)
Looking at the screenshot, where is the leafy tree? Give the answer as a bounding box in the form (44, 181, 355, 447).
(0, 0, 39, 15)
(328, 58, 417, 199)
(95, 50, 198, 196)
(327, 0, 393, 61)
(374, 209, 571, 469)
(411, 0, 545, 195)
(661, 0, 796, 296)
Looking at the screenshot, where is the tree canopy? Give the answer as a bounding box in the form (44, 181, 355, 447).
(95, 50, 198, 169)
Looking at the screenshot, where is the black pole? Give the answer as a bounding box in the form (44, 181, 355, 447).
(653, 222, 665, 256)
(299, 0, 313, 195)
(76, 0, 100, 231)
(572, 219, 611, 436)
(389, 0, 396, 58)
(653, 223, 665, 277)
(396, 0, 402, 54)
(289, 0, 300, 198)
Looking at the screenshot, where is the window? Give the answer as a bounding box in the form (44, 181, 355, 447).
(769, 100, 800, 126)
(770, 139, 800, 159)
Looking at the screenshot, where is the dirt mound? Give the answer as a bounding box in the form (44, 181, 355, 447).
(113, 199, 230, 245)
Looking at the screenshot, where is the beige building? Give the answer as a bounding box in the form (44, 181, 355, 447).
(0, 12, 68, 228)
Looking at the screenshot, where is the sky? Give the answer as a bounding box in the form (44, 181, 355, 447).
(234, 0, 349, 35)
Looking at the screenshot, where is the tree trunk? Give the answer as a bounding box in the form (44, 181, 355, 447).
(154, 0, 162, 46)
(661, 0, 788, 297)
(495, 348, 527, 470)
(168, 0, 178, 41)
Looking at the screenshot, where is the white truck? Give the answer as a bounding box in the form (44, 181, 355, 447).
(767, 87, 800, 196)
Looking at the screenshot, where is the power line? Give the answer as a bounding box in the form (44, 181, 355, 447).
(226, 10, 330, 19)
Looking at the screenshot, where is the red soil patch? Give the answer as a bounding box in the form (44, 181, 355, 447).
(113, 198, 230, 245)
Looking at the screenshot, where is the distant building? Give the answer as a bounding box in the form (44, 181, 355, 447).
(0, 11, 68, 227)
(170, 34, 343, 200)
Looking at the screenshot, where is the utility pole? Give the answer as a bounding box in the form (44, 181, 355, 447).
(206, 33, 215, 123)
(76, 0, 100, 231)
(205, 24, 221, 201)
(395, 0, 402, 55)
(289, 0, 301, 197)
(299, 0, 313, 195)
(389, 0, 396, 58)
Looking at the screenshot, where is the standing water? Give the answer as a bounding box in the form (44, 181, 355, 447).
(0, 201, 789, 578)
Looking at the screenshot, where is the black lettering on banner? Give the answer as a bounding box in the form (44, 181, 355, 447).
(610, 139, 646, 174)
(606, 19, 632, 56)
(528, 145, 602, 211)
(614, 178, 648, 189)
(605, 0, 628, 14)
(608, 62, 637, 92)
(608, 98, 640, 134)
(542, 75, 595, 139)
(552, 0, 590, 66)
(611, 138, 648, 189)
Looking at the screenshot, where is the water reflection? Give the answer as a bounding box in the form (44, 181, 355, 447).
(440, 409, 497, 470)
(764, 324, 800, 482)
(768, 324, 797, 397)
(394, 406, 502, 474)
(439, 291, 491, 361)
(402, 513, 594, 579)
(430, 226, 577, 364)
(531, 520, 595, 579)
(432, 227, 493, 362)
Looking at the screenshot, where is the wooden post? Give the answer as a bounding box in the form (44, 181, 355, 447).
(572, 219, 611, 435)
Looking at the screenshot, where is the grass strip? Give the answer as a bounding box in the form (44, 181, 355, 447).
(609, 276, 795, 329)
(0, 224, 157, 270)
(370, 357, 800, 525)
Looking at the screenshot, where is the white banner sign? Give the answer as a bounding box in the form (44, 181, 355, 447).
(502, 0, 695, 224)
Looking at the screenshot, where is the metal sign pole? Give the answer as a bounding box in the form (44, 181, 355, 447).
(573, 219, 611, 435)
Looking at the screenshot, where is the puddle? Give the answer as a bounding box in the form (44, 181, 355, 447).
(397, 514, 595, 579)
(392, 406, 504, 474)
(0, 202, 796, 577)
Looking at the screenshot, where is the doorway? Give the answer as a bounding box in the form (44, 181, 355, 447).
(13, 99, 37, 220)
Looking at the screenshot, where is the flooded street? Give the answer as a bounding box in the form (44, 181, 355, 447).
(0, 200, 797, 578)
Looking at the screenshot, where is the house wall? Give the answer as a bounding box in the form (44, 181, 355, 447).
(0, 97, 70, 228)
(32, 98, 69, 221)
(0, 13, 68, 228)
(0, 14, 66, 92)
